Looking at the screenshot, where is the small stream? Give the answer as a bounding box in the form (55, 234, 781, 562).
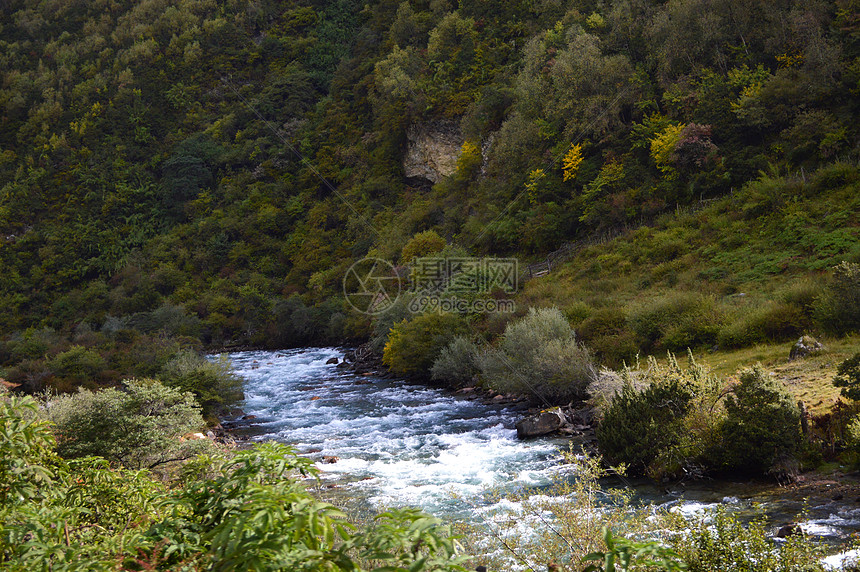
(226, 347, 860, 564)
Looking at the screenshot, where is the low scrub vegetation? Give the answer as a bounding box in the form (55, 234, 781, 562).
(597, 354, 806, 479)
(0, 393, 466, 571)
(42, 378, 213, 470)
(476, 307, 596, 403)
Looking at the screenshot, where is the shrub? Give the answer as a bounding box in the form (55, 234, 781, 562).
(670, 508, 826, 572)
(401, 230, 447, 264)
(720, 365, 803, 474)
(1, 395, 466, 572)
(833, 352, 860, 401)
(46, 345, 107, 384)
(815, 261, 860, 336)
(628, 293, 723, 352)
(160, 350, 244, 419)
(597, 353, 722, 478)
(383, 312, 470, 379)
(43, 378, 213, 469)
(0, 395, 60, 507)
(431, 336, 481, 386)
(717, 301, 808, 349)
(576, 307, 637, 367)
(477, 307, 596, 403)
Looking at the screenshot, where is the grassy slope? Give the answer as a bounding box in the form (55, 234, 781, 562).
(515, 166, 860, 411)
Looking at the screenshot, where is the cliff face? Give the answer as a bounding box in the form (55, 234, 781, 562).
(403, 121, 463, 183)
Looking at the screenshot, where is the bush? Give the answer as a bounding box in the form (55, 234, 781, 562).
(44, 378, 213, 469)
(383, 312, 470, 379)
(477, 307, 596, 403)
(431, 336, 480, 386)
(720, 365, 803, 474)
(717, 301, 808, 349)
(628, 293, 723, 352)
(598, 364, 692, 477)
(815, 261, 860, 336)
(401, 230, 447, 264)
(670, 508, 826, 572)
(160, 350, 244, 419)
(1, 396, 466, 572)
(597, 353, 723, 479)
(46, 345, 107, 385)
(576, 307, 637, 367)
(833, 352, 860, 401)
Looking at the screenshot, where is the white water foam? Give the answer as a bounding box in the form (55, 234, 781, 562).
(228, 348, 560, 516)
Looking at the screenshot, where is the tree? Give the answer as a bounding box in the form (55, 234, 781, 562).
(44, 378, 212, 469)
(383, 313, 470, 379)
(720, 365, 803, 473)
(834, 352, 860, 401)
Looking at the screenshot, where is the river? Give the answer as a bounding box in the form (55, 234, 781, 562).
(227, 347, 860, 565)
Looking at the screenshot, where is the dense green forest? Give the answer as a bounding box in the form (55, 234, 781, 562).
(1, 0, 858, 357)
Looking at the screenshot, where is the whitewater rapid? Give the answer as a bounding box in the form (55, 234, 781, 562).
(227, 346, 860, 558)
(229, 347, 563, 515)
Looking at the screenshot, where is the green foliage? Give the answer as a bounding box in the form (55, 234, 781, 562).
(0, 397, 467, 572)
(670, 508, 826, 572)
(720, 365, 803, 473)
(383, 313, 470, 379)
(478, 307, 596, 402)
(815, 262, 860, 336)
(44, 378, 211, 470)
(583, 527, 686, 572)
(597, 358, 695, 478)
(160, 351, 244, 419)
(0, 0, 859, 406)
(431, 336, 481, 387)
(628, 293, 723, 352)
(717, 301, 808, 349)
(46, 345, 106, 385)
(0, 395, 59, 507)
(401, 230, 447, 264)
(834, 352, 860, 401)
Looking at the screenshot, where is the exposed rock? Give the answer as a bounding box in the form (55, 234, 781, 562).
(516, 407, 566, 439)
(322, 456, 339, 464)
(789, 335, 824, 360)
(403, 121, 463, 183)
(0, 379, 21, 391)
(776, 523, 801, 538)
(326, 357, 339, 365)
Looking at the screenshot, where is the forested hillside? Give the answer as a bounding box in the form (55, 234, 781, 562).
(1, 0, 859, 373)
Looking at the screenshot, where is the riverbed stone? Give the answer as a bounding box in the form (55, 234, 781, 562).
(516, 407, 566, 438)
(326, 357, 339, 364)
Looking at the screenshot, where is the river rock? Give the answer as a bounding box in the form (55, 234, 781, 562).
(789, 335, 824, 360)
(326, 357, 339, 365)
(516, 407, 566, 439)
(776, 523, 801, 538)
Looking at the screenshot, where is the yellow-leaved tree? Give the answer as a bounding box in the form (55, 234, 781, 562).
(649, 123, 684, 177)
(562, 143, 584, 182)
(525, 168, 547, 204)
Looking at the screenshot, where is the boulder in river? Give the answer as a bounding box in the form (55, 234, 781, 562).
(516, 407, 566, 438)
(326, 357, 339, 365)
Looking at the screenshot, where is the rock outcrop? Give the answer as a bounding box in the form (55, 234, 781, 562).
(516, 407, 567, 438)
(403, 121, 463, 183)
(789, 335, 824, 360)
